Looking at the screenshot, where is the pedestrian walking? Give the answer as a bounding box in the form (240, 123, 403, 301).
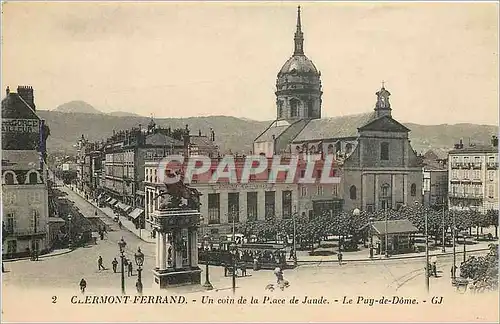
(128, 261, 133, 277)
(240, 262, 247, 277)
(98, 256, 105, 271)
(94, 210, 98, 216)
(112, 258, 118, 273)
(431, 256, 438, 277)
(274, 267, 284, 283)
(118, 221, 122, 230)
(79, 278, 87, 294)
(289, 248, 294, 260)
(451, 265, 457, 278)
(2, 262, 5, 273)
(337, 251, 343, 265)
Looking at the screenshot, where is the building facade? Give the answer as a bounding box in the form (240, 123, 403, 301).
(2, 86, 51, 257)
(422, 150, 448, 209)
(253, 7, 423, 213)
(448, 136, 499, 213)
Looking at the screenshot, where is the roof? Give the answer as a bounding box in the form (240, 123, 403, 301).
(1, 92, 39, 119)
(449, 145, 498, 154)
(190, 135, 216, 147)
(145, 133, 184, 146)
(292, 112, 376, 142)
(358, 115, 411, 133)
(370, 219, 419, 235)
(278, 55, 319, 75)
(254, 120, 293, 142)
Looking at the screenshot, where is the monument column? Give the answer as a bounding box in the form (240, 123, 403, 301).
(155, 229, 160, 269)
(175, 229, 184, 268)
(190, 228, 198, 267)
(159, 232, 167, 270)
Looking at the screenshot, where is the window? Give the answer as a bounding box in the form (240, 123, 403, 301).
(30, 209, 40, 230)
(6, 212, 15, 233)
(452, 170, 459, 179)
(410, 183, 417, 196)
(208, 193, 220, 224)
(228, 193, 239, 223)
(246, 192, 258, 222)
(310, 145, 316, 153)
(381, 184, 390, 197)
(307, 101, 313, 117)
(488, 185, 494, 198)
(4, 172, 15, 185)
(300, 187, 307, 197)
(474, 157, 481, 165)
(277, 100, 283, 118)
(316, 169, 322, 179)
(345, 143, 353, 155)
(489, 171, 495, 181)
(7, 240, 17, 254)
(265, 191, 275, 220)
(4, 192, 16, 205)
(464, 170, 470, 179)
(380, 142, 389, 160)
(300, 169, 305, 178)
(332, 184, 338, 197)
(282, 190, 292, 219)
(327, 144, 334, 154)
(350, 185, 357, 200)
(366, 205, 374, 213)
(473, 170, 481, 179)
(316, 185, 323, 196)
(27, 192, 42, 204)
(290, 99, 299, 117)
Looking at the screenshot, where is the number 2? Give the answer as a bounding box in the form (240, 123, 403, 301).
(52, 296, 57, 303)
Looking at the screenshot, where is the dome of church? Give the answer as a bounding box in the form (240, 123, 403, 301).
(278, 55, 319, 75)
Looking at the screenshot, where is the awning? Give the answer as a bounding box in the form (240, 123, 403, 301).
(129, 208, 144, 220)
(109, 199, 117, 205)
(106, 197, 112, 202)
(123, 205, 132, 213)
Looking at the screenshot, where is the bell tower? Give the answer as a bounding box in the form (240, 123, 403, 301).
(374, 82, 392, 118)
(275, 6, 322, 122)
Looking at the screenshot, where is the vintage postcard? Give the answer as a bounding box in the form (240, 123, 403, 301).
(1, 1, 499, 322)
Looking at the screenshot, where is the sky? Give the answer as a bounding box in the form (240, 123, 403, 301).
(2, 1, 498, 125)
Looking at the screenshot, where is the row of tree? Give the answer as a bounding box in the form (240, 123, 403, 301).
(239, 206, 499, 249)
(460, 243, 498, 292)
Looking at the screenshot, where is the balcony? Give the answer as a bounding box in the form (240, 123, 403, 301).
(448, 192, 483, 199)
(487, 162, 498, 170)
(472, 163, 482, 169)
(451, 163, 461, 169)
(11, 229, 47, 238)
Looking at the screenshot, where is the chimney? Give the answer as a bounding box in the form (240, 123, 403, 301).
(492, 135, 498, 148)
(5, 86, 10, 96)
(459, 139, 463, 149)
(17, 86, 35, 110)
(199, 129, 202, 136)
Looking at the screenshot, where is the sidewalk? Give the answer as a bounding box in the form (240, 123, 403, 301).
(4, 248, 73, 263)
(294, 240, 496, 264)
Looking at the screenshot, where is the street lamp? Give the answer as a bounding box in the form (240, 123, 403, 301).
(441, 195, 446, 253)
(118, 237, 127, 295)
(293, 206, 298, 267)
(420, 202, 430, 293)
(68, 214, 73, 250)
(229, 242, 237, 295)
(384, 206, 389, 258)
(452, 211, 457, 280)
(368, 215, 374, 259)
(462, 230, 467, 263)
(202, 234, 213, 290)
(134, 247, 144, 295)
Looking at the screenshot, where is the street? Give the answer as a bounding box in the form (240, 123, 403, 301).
(3, 183, 489, 295)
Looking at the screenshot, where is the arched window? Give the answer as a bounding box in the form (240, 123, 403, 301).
(411, 183, 417, 196)
(380, 142, 389, 160)
(302, 143, 308, 153)
(28, 172, 38, 184)
(335, 142, 341, 153)
(4, 172, 15, 185)
(381, 184, 390, 197)
(310, 145, 316, 153)
(327, 144, 334, 154)
(295, 146, 301, 153)
(290, 99, 299, 117)
(350, 185, 357, 200)
(307, 101, 314, 117)
(345, 143, 353, 154)
(277, 100, 283, 118)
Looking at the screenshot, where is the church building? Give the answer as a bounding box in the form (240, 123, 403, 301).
(254, 7, 423, 215)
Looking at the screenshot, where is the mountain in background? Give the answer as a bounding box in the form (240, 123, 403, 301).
(36, 110, 498, 156)
(54, 101, 103, 114)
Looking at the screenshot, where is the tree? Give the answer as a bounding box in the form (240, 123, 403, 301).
(486, 210, 499, 239)
(459, 243, 498, 292)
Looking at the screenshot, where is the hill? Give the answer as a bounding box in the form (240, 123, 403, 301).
(108, 111, 143, 117)
(35, 110, 497, 156)
(54, 101, 103, 114)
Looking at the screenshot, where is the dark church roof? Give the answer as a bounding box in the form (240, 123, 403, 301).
(145, 133, 183, 147)
(254, 120, 295, 142)
(2, 92, 39, 120)
(292, 112, 376, 142)
(370, 219, 419, 235)
(358, 115, 410, 133)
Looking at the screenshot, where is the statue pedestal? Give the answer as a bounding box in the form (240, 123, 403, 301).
(152, 267, 202, 289)
(151, 208, 202, 289)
